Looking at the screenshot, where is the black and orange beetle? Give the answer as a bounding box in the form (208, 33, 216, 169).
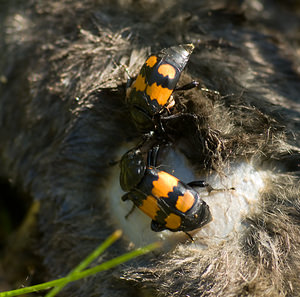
(126, 44, 198, 133)
(119, 146, 212, 233)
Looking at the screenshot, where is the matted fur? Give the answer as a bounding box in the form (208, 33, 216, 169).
(0, 0, 300, 296)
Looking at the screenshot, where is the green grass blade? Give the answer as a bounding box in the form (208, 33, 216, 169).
(0, 241, 160, 297)
(45, 229, 122, 297)
(68, 241, 160, 279)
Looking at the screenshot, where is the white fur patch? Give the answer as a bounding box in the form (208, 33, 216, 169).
(106, 145, 265, 250)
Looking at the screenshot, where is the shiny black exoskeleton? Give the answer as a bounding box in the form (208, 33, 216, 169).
(119, 146, 212, 233)
(126, 44, 198, 133)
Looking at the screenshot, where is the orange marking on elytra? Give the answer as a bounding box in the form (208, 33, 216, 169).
(139, 195, 160, 220)
(152, 171, 179, 198)
(158, 64, 176, 79)
(175, 191, 195, 213)
(165, 213, 182, 229)
(145, 56, 158, 68)
(132, 74, 147, 92)
(146, 83, 173, 105)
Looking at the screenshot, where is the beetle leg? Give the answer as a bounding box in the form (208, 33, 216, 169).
(174, 80, 199, 91)
(122, 192, 138, 219)
(184, 232, 194, 242)
(147, 145, 160, 167)
(125, 204, 136, 219)
(157, 115, 167, 135)
(188, 181, 235, 193)
(187, 180, 209, 188)
(126, 75, 136, 89)
(160, 112, 200, 135)
(121, 192, 131, 201)
(161, 111, 198, 122)
(200, 87, 220, 99)
(188, 180, 214, 193)
(209, 187, 236, 192)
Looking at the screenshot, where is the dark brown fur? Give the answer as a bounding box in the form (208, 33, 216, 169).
(1, 0, 300, 296)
